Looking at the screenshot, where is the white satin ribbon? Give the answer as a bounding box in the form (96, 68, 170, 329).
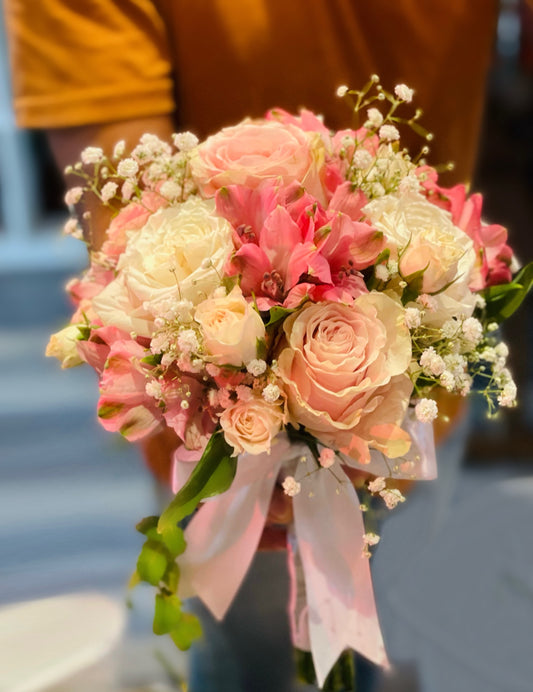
(175, 419, 436, 686)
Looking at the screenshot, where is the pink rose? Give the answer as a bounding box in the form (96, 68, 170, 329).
(276, 293, 413, 464)
(219, 396, 285, 456)
(190, 119, 327, 202)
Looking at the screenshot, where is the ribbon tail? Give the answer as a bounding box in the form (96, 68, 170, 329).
(342, 410, 438, 481)
(287, 526, 311, 651)
(177, 442, 289, 620)
(293, 460, 389, 687)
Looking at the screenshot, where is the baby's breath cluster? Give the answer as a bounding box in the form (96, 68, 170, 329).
(335, 76, 433, 200)
(63, 130, 199, 221)
(407, 310, 517, 419)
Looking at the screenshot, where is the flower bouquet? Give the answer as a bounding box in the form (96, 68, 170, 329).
(48, 77, 532, 689)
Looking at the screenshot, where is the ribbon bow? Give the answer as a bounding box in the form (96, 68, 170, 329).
(176, 417, 436, 686)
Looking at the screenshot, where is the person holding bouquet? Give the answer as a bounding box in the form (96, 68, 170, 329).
(4, 1, 520, 691)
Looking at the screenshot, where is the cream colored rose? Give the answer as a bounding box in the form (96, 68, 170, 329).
(46, 324, 84, 368)
(92, 197, 234, 337)
(190, 119, 327, 203)
(194, 286, 265, 366)
(220, 397, 285, 456)
(276, 293, 413, 464)
(364, 191, 476, 293)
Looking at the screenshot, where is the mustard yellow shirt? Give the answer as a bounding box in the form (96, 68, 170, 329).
(4, 0, 499, 183)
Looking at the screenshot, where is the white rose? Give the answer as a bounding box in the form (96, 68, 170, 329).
(45, 324, 84, 368)
(92, 197, 234, 337)
(194, 286, 266, 367)
(364, 191, 476, 294)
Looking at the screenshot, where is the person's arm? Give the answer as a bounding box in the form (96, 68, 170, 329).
(49, 115, 176, 249)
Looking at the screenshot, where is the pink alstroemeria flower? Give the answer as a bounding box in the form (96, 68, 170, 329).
(162, 373, 217, 453)
(217, 181, 383, 309)
(96, 338, 163, 441)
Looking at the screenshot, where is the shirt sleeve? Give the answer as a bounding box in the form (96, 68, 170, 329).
(4, 0, 176, 128)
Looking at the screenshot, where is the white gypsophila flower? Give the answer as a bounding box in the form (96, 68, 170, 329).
(462, 317, 483, 344)
(394, 83, 414, 102)
(363, 532, 381, 546)
(113, 140, 126, 159)
(480, 346, 497, 363)
(379, 124, 400, 142)
(282, 475, 301, 497)
(246, 359, 267, 376)
(159, 180, 182, 200)
(379, 487, 406, 510)
(177, 329, 199, 354)
(262, 383, 281, 403)
(117, 158, 139, 178)
(387, 259, 399, 275)
(80, 146, 104, 165)
(145, 380, 163, 400)
(375, 264, 389, 282)
(352, 148, 373, 170)
(443, 353, 467, 375)
(64, 187, 83, 206)
(173, 131, 199, 152)
(100, 181, 118, 202)
(404, 307, 422, 330)
(336, 85, 349, 98)
(398, 174, 421, 195)
(487, 322, 499, 332)
(420, 347, 445, 377)
(63, 218, 83, 239)
(365, 108, 383, 128)
(370, 182, 386, 197)
(368, 476, 386, 493)
(415, 398, 438, 423)
(439, 370, 455, 391)
(458, 374, 473, 396)
(441, 319, 460, 339)
(495, 342, 509, 359)
(140, 133, 171, 157)
(474, 294, 487, 310)
(498, 380, 517, 407)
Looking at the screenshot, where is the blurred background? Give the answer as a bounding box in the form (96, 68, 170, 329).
(0, 1, 532, 691)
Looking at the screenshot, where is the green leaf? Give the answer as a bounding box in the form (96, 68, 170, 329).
(170, 612, 203, 650)
(164, 562, 180, 593)
(401, 267, 426, 305)
(483, 261, 533, 323)
(136, 515, 160, 538)
(141, 353, 162, 367)
(222, 275, 239, 293)
(375, 248, 391, 265)
(264, 305, 297, 328)
(160, 523, 187, 558)
(137, 540, 169, 586)
(77, 325, 92, 341)
(157, 431, 236, 553)
(153, 593, 183, 635)
(256, 337, 267, 361)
